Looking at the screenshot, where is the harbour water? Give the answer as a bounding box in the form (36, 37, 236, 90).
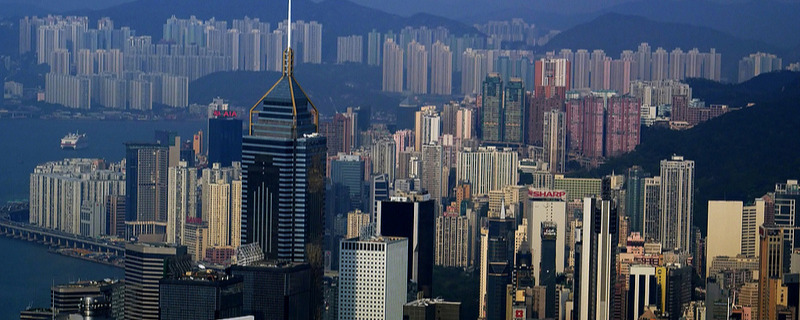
(0, 118, 206, 318)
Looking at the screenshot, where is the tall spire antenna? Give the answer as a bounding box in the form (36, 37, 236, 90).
(287, 0, 292, 49)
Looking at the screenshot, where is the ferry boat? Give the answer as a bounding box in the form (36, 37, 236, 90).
(60, 132, 89, 149)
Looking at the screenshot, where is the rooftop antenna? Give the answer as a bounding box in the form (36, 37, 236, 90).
(287, 0, 292, 50)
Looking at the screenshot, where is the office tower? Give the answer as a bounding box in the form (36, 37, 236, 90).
(435, 211, 470, 268)
(241, 29, 326, 319)
(367, 29, 381, 66)
(705, 201, 746, 276)
(659, 155, 694, 252)
(336, 35, 363, 64)
(539, 221, 558, 319)
(421, 143, 443, 207)
(124, 243, 190, 320)
(414, 106, 440, 151)
(403, 298, 461, 320)
(430, 41, 452, 95)
(228, 260, 313, 320)
(484, 210, 515, 320)
(628, 265, 657, 320)
(625, 166, 647, 234)
(542, 109, 566, 173)
(330, 154, 366, 213)
(503, 78, 525, 144)
(202, 162, 242, 250)
(651, 48, 668, 81)
(758, 225, 791, 320)
(208, 117, 243, 167)
(575, 197, 618, 320)
(456, 146, 518, 196)
(167, 161, 198, 245)
(664, 265, 692, 320)
(527, 189, 567, 276)
(382, 39, 403, 92)
(604, 96, 640, 158)
(534, 58, 571, 98)
(406, 40, 428, 94)
(51, 279, 122, 317)
(158, 269, 243, 320)
(669, 48, 685, 80)
(481, 73, 503, 142)
(370, 174, 390, 217)
(642, 176, 661, 242)
(125, 143, 169, 222)
(346, 209, 370, 239)
(338, 236, 408, 320)
(371, 139, 396, 182)
(552, 175, 602, 204)
(771, 180, 800, 250)
(106, 195, 126, 238)
(376, 191, 435, 297)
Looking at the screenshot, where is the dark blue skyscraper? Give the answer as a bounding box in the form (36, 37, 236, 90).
(124, 143, 168, 222)
(208, 117, 242, 166)
(241, 21, 326, 319)
(330, 154, 365, 213)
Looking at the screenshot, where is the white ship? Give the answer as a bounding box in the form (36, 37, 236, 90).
(60, 132, 89, 149)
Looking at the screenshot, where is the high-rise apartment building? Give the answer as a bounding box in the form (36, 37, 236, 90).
(430, 41, 452, 95)
(421, 143, 443, 208)
(201, 162, 242, 250)
(534, 58, 571, 98)
(371, 138, 396, 182)
(414, 106, 440, 151)
(543, 109, 566, 173)
(166, 161, 198, 245)
(456, 146, 518, 197)
(435, 212, 470, 268)
(367, 29, 381, 66)
(336, 35, 363, 64)
(659, 155, 694, 252)
(346, 209, 370, 239)
(642, 176, 661, 243)
(382, 39, 403, 92)
(241, 38, 326, 318)
(406, 40, 428, 94)
(338, 236, 408, 320)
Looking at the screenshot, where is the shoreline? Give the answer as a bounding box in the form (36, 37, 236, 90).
(0, 233, 124, 269)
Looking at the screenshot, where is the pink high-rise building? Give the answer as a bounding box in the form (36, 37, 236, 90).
(604, 96, 640, 157)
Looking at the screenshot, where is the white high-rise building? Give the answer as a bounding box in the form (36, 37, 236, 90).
(456, 146, 518, 196)
(659, 155, 694, 253)
(406, 40, 428, 94)
(336, 35, 362, 64)
(371, 138, 396, 182)
(29, 159, 125, 236)
(338, 236, 408, 320)
(382, 39, 403, 92)
(167, 161, 198, 245)
(430, 41, 452, 95)
(527, 189, 568, 277)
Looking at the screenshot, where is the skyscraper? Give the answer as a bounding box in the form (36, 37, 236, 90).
(430, 41, 452, 95)
(124, 243, 190, 320)
(534, 58, 571, 98)
(421, 143, 443, 209)
(167, 161, 198, 245)
(228, 259, 313, 320)
(575, 196, 618, 320)
(382, 39, 403, 92)
(625, 166, 647, 234)
(503, 78, 525, 144)
(371, 138, 396, 182)
(481, 73, 503, 142)
(456, 146, 518, 197)
(241, 20, 326, 318)
(758, 225, 790, 320)
(527, 189, 568, 276)
(208, 116, 243, 167)
(330, 154, 366, 213)
(125, 143, 169, 222)
(406, 40, 428, 94)
(659, 155, 694, 252)
(484, 210, 515, 320)
(367, 29, 381, 66)
(642, 176, 661, 243)
(542, 109, 566, 173)
(158, 269, 243, 320)
(376, 191, 435, 297)
(338, 236, 408, 320)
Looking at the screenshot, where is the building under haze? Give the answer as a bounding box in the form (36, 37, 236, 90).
(240, 31, 326, 319)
